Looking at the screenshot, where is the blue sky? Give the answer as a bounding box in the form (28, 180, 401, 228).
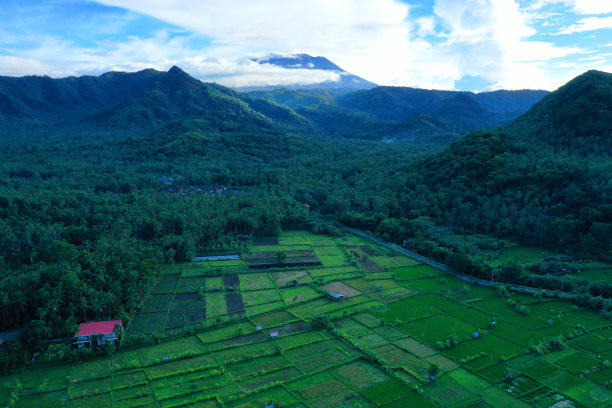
(0, 0, 610, 90)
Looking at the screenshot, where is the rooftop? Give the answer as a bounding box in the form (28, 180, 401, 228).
(75, 320, 122, 337)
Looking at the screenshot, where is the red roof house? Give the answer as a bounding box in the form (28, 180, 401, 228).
(75, 320, 123, 347)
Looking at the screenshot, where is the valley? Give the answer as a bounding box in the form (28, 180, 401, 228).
(2, 230, 611, 407)
(0, 67, 610, 408)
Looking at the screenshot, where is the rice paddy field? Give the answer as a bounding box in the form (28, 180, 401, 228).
(2, 230, 611, 407)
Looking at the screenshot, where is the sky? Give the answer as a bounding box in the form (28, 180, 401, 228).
(0, 0, 611, 91)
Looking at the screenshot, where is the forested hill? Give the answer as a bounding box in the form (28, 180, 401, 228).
(0, 66, 309, 143)
(507, 69, 612, 153)
(412, 70, 611, 258)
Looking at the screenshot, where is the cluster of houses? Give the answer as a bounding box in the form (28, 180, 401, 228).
(155, 177, 246, 196)
(155, 184, 247, 196)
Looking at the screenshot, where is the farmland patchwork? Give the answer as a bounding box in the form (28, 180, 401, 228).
(2, 230, 611, 407)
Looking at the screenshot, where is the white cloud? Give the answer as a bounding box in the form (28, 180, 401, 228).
(416, 16, 437, 37)
(1, 31, 340, 87)
(566, 0, 612, 14)
(558, 16, 612, 34)
(0, 0, 606, 91)
(0, 55, 75, 77)
(89, 0, 585, 90)
(94, 0, 414, 85)
(420, 0, 583, 90)
(528, 0, 612, 14)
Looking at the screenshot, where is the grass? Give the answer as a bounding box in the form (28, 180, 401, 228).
(128, 312, 168, 335)
(145, 354, 217, 379)
(238, 273, 276, 290)
(441, 335, 524, 361)
(138, 336, 206, 366)
(279, 285, 321, 304)
(246, 301, 285, 316)
(241, 289, 281, 306)
(382, 393, 437, 408)
(372, 325, 406, 340)
(570, 333, 612, 353)
(390, 264, 443, 280)
(225, 355, 289, 379)
(197, 321, 254, 344)
(152, 275, 179, 294)
(270, 270, 312, 286)
(296, 379, 347, 400)
(238, 366, 302, 392)
(226, 386, 298, 407)
(422, 374, 477, 407)
(360, 378, 412, 405)
(398, 314, 477, 347)
(555, 351, 601, 374)
(294, 348, 356, 374)
(394, 337, 437, 357)
(372, 344, 431, 377)
(335, 360, 390, 389)
(372, 296, 441, 324)
(176, 276, 206, 293)
(489, 246, 555, 266)
(205, 292, 228, 318)
(565, 382, 612, 407)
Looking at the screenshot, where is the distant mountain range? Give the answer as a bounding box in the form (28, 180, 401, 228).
(238, 53, 378, 92)
(0, 65, 548, 144)
(249, 87, 548, 141)
(0, 66, 308, 143)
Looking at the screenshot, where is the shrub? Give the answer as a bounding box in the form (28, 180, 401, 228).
(531, 336, 565, 354)
(310, 313, 332, 330)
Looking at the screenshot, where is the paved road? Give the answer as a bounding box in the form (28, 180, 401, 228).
(340, 226, 555, 296)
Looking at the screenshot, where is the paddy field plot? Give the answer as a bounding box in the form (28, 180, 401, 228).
(4, 230, 612, 408)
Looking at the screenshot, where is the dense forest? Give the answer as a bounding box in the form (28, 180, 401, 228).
(0, 68, 610, 352)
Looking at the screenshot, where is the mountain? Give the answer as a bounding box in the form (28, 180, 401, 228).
(0, 66, 549, 146)
(336, 86, 547, 123)
(413, 70, 612, 257)
(0, 66, 310, 143)
(473, 89, 549, 114)
(250, 86, 548, 141)
(507, 70, 612, 152)
(238, 53, 377, 92)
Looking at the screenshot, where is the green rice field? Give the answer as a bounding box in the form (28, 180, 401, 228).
(1, 230, 611, 407)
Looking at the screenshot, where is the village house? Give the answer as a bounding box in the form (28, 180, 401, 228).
(74, 320, 123, 348)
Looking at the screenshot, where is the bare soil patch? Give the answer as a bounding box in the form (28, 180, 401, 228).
(225, 293, 245, 316)
(173, 293, 203, 301)
(252, 238, 279, 246)
(223, 274, 240, 286)
(358, 259, 384, 272)
(360, 245, 382, 256)
(320, 281, 362, 297)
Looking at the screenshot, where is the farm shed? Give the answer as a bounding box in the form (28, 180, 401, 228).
(327, 291, 345, 300)
(193, 254, 240, 261)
